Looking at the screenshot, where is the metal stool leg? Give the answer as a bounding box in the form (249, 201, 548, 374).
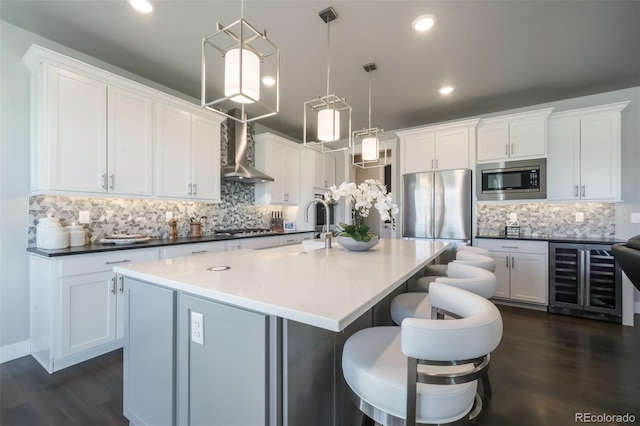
(481, 373, 492, 397)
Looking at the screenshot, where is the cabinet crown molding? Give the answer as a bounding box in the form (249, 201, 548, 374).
(478, 107, 554, 125)
(254, 132, 300, 147)
(548, 101, 630, 119)
(395, 118, 481, 139)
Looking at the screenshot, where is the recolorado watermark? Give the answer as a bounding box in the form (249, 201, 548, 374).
(575, 412, 636, 423)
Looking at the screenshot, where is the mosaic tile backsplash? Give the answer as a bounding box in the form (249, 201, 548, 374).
(27, 118, 286, 244)
(476, 202, 616, 238)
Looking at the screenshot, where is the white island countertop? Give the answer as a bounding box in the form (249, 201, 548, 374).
(114, 239, 449, 332)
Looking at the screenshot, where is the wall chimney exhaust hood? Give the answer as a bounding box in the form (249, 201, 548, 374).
(223, 109, 274, 183)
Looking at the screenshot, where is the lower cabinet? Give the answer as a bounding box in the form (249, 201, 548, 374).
(476, 239, 548, 305)
(29, 248, 159, 373)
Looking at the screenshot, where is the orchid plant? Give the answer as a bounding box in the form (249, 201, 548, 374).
(325, 179, 399, 242)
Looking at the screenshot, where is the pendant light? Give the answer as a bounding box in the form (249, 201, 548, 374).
(201, 0, 280, 123)
(303, 6, 351, 153)
(353, 62, 387, 169)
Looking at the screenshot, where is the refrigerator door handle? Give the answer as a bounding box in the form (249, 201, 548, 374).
(577, 249, 585, 306)
(433, 172, 445, 237)
(583, 248, 591, 308)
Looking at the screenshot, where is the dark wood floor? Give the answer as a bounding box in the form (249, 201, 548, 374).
(1, 307, 639, 426)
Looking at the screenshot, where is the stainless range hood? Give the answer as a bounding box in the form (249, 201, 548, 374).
(222, 109, 274, 183)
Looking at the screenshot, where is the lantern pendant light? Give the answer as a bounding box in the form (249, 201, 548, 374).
(353, 62, 387, 169)
(201, 0, 280, 123)
(303, 6, 352, 154)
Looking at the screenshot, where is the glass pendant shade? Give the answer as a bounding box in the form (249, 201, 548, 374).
(317, 108, 340, 142)
(361, 137, 379, 161)
(224, 48, 260, 104)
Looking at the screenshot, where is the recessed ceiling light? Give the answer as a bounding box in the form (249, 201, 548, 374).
(128, 0, 154, 14)
(262, 76, 276, 87)
(413, 14, 436, 32)
(439, 86, 454, 95)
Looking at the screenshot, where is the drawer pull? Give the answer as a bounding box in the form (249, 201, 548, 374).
(105, 259, 131, 265)
(501, 246, 519, 249)
(191, 250, 208, 254)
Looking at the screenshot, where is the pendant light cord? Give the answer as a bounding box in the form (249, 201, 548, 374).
(368, 70, 372, 129)
(326, 19, 331, 99)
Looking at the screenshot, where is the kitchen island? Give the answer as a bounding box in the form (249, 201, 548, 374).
(114, 238, 448, 426)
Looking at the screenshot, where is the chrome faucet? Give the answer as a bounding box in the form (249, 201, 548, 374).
(304, 198, 332, 249)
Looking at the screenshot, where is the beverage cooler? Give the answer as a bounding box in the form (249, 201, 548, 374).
(549, 243, 622, 323)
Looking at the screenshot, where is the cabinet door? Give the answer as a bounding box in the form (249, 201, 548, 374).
(510, 253, 548, 304)
(177, 294, 268, 426)
(156, 103, 192, 198)
(434, 128, 469, 170)
(547, 116, 581, 200)
(283, 144, 299, 204)
(59, 272, 116, 358)
(312, 150, 325, 189)
(488, 252, 511, 299)
(477, 123, 509, 162)
(403, 134, 435, 174)
(509, 115, 546, 159)
(580, 112, 619, 200)
(107, 86, 153, 196)
(269, 142, 286, 204)
(191, 114, 221, 201)
(47, 66, 107, 192)
(124, 278, 176, 426)
(323, 155, 336, 188)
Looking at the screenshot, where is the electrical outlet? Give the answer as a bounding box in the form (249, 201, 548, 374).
(191, 312, 204, 345)
(631, 213, 640, 224)
(78, 211, 90, 224)
(165, 211, 173, 222)
(575, 212, 584, 222)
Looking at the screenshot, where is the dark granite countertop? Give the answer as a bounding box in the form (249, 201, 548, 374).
(475, 234, 625, 245)
(27, 230, 316, 257)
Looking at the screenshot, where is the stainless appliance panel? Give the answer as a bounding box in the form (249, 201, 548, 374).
(434, 169, 472, 240)
(477, 158, 546, 201)
(402, 172, 434, 238)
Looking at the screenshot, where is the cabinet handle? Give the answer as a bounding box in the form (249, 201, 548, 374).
(505, 256, 509, 268)
(109, 174, 114, 190)
(118, 275, 124, 293)
(188, 183, 192, 195)
(105, 259, 131, 265)
(510, 143, 514, 155)
(102, 173, 107, 189)
(581, 185, 585, 197)
(435, 158, 439, 169)
(511, 257, 515, 269)
(431, 159, 434, 169)
(110, 277, 116, 294)
(193, 183, 197, 195)
(501, 245, 519, 249)
(324, 180, 327, 187)
(575, 185, 579, 197)
(191, 250, 207, 254)
(505, 144, 509, 156)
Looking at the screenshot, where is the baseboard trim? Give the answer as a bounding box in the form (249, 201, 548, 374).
(0, 340, 31, 364)
(635, 301, 640, 314)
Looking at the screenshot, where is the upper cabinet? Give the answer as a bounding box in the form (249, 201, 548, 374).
(476, 108, 553, 163)
(23, 44, 223, 200)
(301, 149, 337, 190)
(547, 102, 628, 202)
(397, 119, 480, 175)
(156, 103, 222, 201)
(254, 133, 300, 205)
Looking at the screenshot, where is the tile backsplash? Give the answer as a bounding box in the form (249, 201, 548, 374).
(476, 202, 616, 238)
(28, 118, 289, 244)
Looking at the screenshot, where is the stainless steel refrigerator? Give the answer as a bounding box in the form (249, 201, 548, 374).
(403, 169, 472, 250)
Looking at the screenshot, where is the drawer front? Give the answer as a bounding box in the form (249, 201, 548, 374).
(59, 248, 160, 277)
(280, 235, 299, 246)
(476, 239, 548, 255)
(242, 236, 282, 250)
(162, 242, 227, 259)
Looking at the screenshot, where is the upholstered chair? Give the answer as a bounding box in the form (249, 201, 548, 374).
(418, 252, 496, 292)
(342, 282, 503, 426)
(425, 246, 490, 277)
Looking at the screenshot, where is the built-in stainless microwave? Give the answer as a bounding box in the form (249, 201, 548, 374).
(477, 158, 546, 201)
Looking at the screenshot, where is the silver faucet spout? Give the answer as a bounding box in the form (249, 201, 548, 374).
(304, 198, 332, 249)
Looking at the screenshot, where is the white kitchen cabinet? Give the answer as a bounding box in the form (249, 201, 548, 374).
(161, 241, 227, 259)
(24, 60, 154, 196)
(547, 102, 628, 201)
(476, 239, 548, 305)
(156, 103, 223, 201)
(476, 108, 553, 163)
(242, 235, 283, 250)
(397, 119, 479, 174)
(254, 133, 300, 205)
(29, 248, 159, 373)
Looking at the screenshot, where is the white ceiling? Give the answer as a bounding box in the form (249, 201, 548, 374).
(2, 0, 639, 140)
